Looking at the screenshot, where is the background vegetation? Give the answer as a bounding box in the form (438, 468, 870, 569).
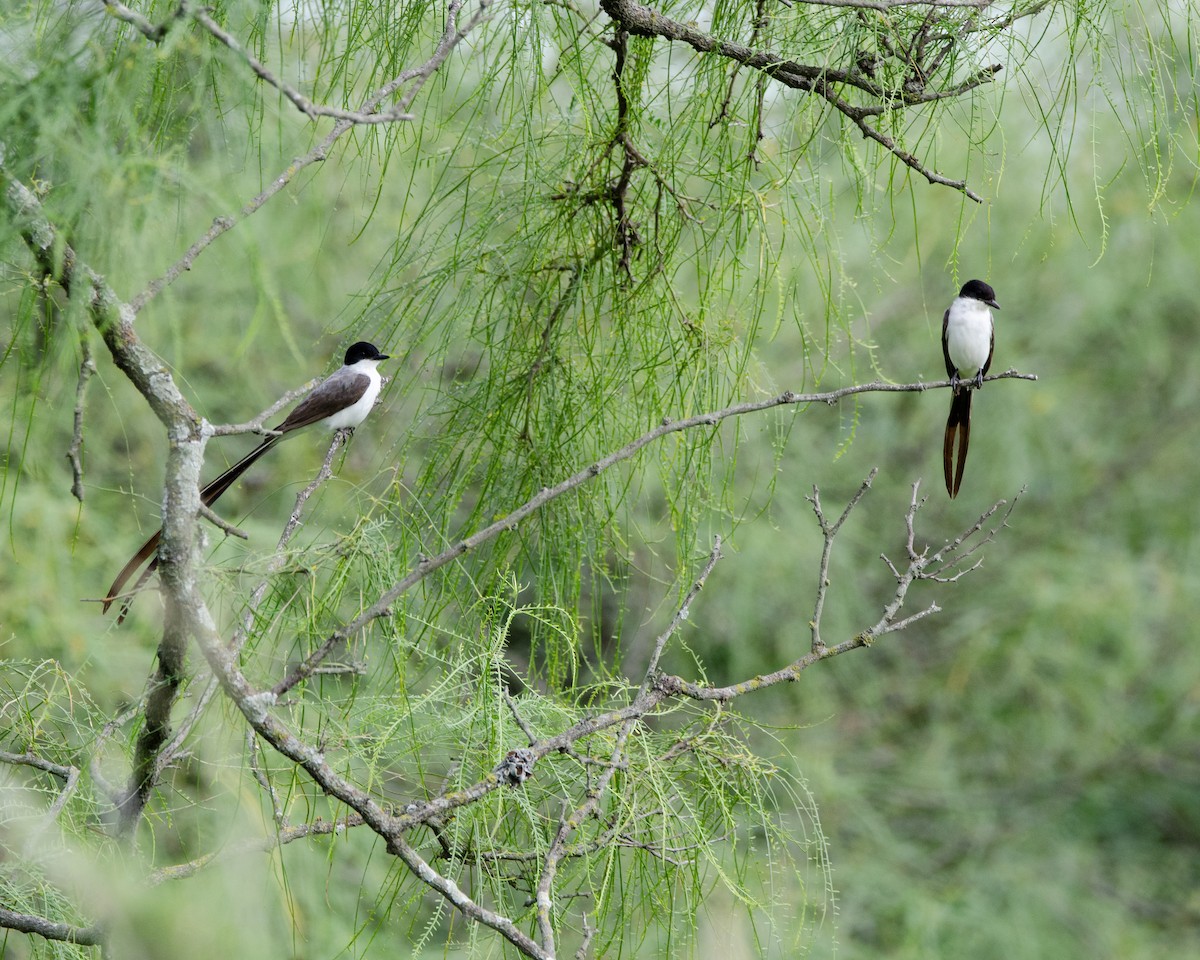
(2, 0, 1198, 957)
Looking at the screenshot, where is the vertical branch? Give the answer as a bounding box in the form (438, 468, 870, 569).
(806, 469, 877, 653)
(232, 429, 351, 650)
(606, 28, 644, 278)
(533, 538, 723, 955)
(67, 334, 96, 502)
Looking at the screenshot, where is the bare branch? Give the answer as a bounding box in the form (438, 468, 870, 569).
(199, 503, 248, 540)
(503, 689, 541, 745)
(657, 482, 1021, 702)
(0, 749, 74, 781)
(101, 0, 190, 42)
(150, 814, 366, 883)
(247, 731, 286, 829)
(278, 370, 1036, 693)
(597, 0, 1023, 201)
(575, 913, 595, 960)
(66, 335, 96, 502)
(808, 469, 878, 651)
(191, 11, 417, 125)
(232, 428, 351, 649)
(130, 0, 492, 313)
(0, 907, 104, 947)
(0, 750, 84, 830)
(206, 381, 318, 437)
(641, 536, 724, 688)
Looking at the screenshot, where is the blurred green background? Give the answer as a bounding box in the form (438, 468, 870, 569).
(3, 1, 1199, 957)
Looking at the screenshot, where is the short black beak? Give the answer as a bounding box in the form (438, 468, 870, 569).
(987, 299, 1000, 310)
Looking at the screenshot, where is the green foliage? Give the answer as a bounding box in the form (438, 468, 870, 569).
(2, 0, 1199, 957)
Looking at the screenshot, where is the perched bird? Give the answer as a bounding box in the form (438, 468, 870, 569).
(942, 280, 998, 498)
(103, 340, 390, 621)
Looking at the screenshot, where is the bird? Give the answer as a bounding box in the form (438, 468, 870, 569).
(942, 280, 998, 498)
(102, 340, 390, 621)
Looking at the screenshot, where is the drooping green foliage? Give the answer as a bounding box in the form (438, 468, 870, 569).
(1, 0, 1198, 957)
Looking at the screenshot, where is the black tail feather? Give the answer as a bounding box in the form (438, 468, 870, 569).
(943, 389, 972, 498)
(102, 435, 279, 618)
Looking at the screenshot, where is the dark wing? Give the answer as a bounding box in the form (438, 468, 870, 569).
(982, 322, 995, 379)
(273, 372, 372, 434)
(941, 308, 955, 378)
(104, 370, 372, 620)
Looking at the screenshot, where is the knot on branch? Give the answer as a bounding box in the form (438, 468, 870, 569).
(653, 672, 682, 695)
(493, 748, 536, 787)
(599, 0, 659, 38)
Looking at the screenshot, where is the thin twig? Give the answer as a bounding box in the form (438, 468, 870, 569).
(0, 750, 84, 831)
(149, 814, 366, 883)
(503, 690, 540, 745)
(101, 0, 190, 42)
(192, 11, 415, 125)
(207, 381, 318, 437)
(575, 912, 595, 960)
(641, 536, 723, 689)
(66, 336, 95, 502)
(0, 749, 75, 781)
(533, 539, 722, 954)
(247, 731, 286, 828)
(232, 429, 351, 650)
(277, 370, 1036, 693)
(808, 470, 877, 651)
(199, 503, 248, 540)
(597, 0, 1031, 201)
(130, 0, 492, 313)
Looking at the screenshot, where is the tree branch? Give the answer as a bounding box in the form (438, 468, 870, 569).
(66, 335, 96, 502)
(534, 537, 723, 954)
(277, 369, 1036, 693)
(0, 907, 104, 947)
(129, 0, 492, 313)
(3, 160, 209, 838)
(808, 469, 877, 651)
(657, 480, 1021, 701)
(598, 0, 1019, 201)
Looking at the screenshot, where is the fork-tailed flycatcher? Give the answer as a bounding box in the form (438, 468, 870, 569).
(942, 280, 998, 498)
(103, 340, 390, 621)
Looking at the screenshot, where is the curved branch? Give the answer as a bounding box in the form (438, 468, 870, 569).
(277, 368, 1037, 693)
(0, 907, 104, 947)
(3, 162, 207, 837)
(130, 0, 492, 313)
(598, 0, 1013, 201)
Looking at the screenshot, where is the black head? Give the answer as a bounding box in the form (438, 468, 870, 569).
(344, 341, 391, 364)
(958, 279, 999, 310)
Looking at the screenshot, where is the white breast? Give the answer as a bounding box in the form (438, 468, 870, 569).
(945, 298, 993, 376)
(324, 361, 382, 430)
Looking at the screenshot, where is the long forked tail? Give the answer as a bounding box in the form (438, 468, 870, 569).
(943, 389, 973, 499)
(102, 436, 279, 620)
(101, 530, 162, 620)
